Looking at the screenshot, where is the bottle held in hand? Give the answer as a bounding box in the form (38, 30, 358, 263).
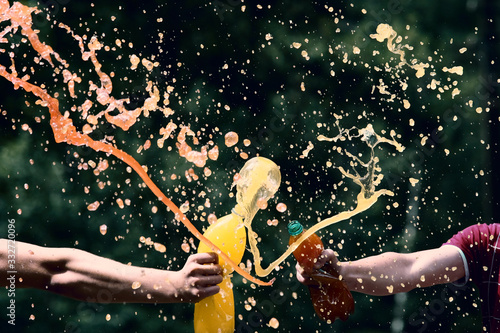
(288, 220, 355, 322)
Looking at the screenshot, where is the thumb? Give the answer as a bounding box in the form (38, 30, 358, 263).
(314, 249, 339, 270)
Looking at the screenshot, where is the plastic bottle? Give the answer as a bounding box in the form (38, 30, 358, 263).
(194, 207, 246, 333)
(288, 220, 355, 322)
(194, 156, 281, 332)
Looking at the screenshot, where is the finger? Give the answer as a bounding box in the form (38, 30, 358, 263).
(196, 285, 221, 300)
(196, 263, 222, 276)
(313, 250, 329, 269)
(295, 263, 315, 285)
(324, 249, 338, 263)
(296, 263, 309, 279)
(296, 269, 307, 284)
(314, 249, 337, 269)
(297, 272, 319, 285)
(196, 274, 224, 286)
(191, 252, 219, 265)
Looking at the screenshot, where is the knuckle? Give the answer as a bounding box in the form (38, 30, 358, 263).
(190, 287, 201, 297)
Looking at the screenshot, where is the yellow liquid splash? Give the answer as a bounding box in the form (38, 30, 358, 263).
(250, 124, 405, 277)
(369, 23, 429, 79)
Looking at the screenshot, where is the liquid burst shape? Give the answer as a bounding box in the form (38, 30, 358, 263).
(250, 124, 405, 277)
(369, 23, 429, 79)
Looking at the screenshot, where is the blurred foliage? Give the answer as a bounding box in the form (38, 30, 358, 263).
(1, 0, 499, 332)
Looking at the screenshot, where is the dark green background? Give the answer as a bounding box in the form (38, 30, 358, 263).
(1, 0, 499, 332)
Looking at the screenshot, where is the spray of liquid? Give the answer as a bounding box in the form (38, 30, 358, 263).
(250, 123, 404, 277)
(235, 157, 282, 277)
(0, 0, 272, 286)
(369, 23, 429, 79)
(368, 23, 463, 106)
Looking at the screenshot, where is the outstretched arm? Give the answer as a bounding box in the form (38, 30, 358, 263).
(0, 239, 222, 303)
(297, 245, 466, 296)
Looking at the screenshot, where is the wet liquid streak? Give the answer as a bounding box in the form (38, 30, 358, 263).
(251, 124, 405, 277)
(369, 23, 428, 79)
(0, 0, 272, 286)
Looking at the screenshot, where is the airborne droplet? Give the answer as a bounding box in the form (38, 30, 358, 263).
(224, 131, 239, 147)
(87, 201, 100, 211)
(276, 203, 287, 213)
(99, 224, 107, 235)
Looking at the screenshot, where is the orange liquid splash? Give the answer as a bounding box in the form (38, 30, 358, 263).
(0, 0, 272, 286)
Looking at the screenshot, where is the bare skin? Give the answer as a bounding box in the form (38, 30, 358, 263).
(0, 239, 223, 303)
(296, 245, 466, 296)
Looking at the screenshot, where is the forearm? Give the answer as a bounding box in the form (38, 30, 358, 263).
(338, 252, 421, 296)
(49, 251, 181, 303)
(2, 240, 183, 303)
(337, 247, 464, 296)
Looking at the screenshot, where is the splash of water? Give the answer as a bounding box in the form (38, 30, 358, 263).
(369, 23, 464, 104)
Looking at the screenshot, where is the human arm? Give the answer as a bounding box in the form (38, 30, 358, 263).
(0, 239, 223, 303)
(297, 245, 465, 296)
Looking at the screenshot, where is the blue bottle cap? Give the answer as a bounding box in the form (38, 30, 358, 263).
(287, 220, 303, 236)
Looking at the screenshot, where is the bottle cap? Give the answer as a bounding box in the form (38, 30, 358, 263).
(287, 220, 303, 236)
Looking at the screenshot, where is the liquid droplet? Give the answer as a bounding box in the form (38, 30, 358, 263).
(207, 213, 218, 225)
(267, 318, 279, 329)
(256, 198, 268, 210)
(276, 203, 287, 213)
(181, 242, 190, 253)
(224, 131, 239, 147)
(87, 201, 100, 211)
(99, 224, 107, 235)
(154, 242, 166, 253)
(180, 201, 190, 213)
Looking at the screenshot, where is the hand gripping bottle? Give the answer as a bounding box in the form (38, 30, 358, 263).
(288, 220, 354, 322)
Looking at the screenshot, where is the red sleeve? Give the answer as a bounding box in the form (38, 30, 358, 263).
(444, 223, 500, 285)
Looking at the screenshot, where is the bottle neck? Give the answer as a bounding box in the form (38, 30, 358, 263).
(231, 204, 246, 219)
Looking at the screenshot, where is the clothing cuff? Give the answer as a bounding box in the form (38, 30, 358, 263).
(447, 245, 469, 287)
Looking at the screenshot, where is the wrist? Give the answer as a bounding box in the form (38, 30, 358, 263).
(131, 268, 179, 303)
(337, 262, 350, 284)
